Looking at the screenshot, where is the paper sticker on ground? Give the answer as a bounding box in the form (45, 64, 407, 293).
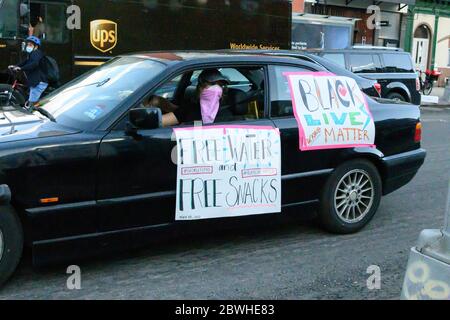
(284, 72, 376, 151)
(174, 125, 281, 221)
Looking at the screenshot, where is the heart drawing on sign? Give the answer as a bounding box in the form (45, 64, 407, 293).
(338, 85, 348, 97)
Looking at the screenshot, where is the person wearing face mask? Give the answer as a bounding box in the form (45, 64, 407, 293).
(8, 36, 48, 107)
(148, 69, 229, 127)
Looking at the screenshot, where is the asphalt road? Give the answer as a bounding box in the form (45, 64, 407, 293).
(0, 107, 449, 300)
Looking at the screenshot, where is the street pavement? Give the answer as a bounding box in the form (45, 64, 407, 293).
(0, 108, 449, 300)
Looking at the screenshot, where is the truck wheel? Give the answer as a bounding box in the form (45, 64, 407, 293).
(318, 159, 382, 234)
(0, 206, 23, 287)
(0, 84, 26, 108)
(386, 92, 407, 102)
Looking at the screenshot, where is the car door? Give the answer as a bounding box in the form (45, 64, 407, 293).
(96, 64, 276, 232)
(269, 65, 340, 205)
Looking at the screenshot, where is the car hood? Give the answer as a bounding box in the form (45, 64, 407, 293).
(0, 109, 80, 143)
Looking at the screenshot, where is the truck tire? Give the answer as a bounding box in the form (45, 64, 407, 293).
(386, 92, 407, 102)
(0, 206, 23, 287)
(318, 159, 382, 234)
(0, 84, 26, 107)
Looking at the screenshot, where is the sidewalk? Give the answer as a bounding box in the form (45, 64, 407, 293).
(421, 86, 450, 107)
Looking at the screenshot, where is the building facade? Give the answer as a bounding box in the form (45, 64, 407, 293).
(292, 0, 413, 47)
(404, 0, 450, 86)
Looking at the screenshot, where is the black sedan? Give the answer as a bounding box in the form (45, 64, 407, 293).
(0, 52, 426, 285)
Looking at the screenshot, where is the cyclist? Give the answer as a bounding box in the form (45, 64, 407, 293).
(8, 36, 48, 108)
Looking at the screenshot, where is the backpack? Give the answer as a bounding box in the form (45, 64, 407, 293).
(41, 55, 60, 87)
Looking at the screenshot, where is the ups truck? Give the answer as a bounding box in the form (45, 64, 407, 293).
(0, 0, 292, 84)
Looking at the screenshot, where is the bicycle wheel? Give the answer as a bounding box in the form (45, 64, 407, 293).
(423, 82, 433, 95)
(0, 85, 26, 108)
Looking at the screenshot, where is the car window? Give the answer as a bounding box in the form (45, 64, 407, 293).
(349, 54, 381, 73)
(143, 66, 266, 127)
(382, 53, 414, 73)
(269, 65, 310, 118)
(40, 57, 166, 130)
(154, 74, 182, 99)
(322, 53, 346, 68)
(191, 68, 252, 92)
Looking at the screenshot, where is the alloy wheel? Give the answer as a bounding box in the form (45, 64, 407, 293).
(334, 169, 374, 223)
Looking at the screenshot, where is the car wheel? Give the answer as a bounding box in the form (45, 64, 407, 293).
(0, 84, 26, 108)
(318, 159, 382, 234)
(0, 206, 23, 287)
(386, 92, 407, 102)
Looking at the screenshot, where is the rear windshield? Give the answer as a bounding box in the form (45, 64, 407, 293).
(381, 53, 414, 73)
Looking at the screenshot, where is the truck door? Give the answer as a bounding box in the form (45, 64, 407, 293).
(0, 0, 27, 83)
(28, 0, 73, 83)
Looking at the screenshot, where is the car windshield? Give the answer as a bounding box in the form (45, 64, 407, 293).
(40, 57, 166, 130)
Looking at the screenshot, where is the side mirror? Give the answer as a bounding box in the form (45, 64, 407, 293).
(128, 107, 162, 131)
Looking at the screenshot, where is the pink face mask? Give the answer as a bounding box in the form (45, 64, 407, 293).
(200, 85, 223, 124)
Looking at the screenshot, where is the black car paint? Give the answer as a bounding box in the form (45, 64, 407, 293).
(315, 49, 421, 105)
(0, 53, 426, 265)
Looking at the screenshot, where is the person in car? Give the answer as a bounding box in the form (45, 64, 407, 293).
(148, 69, 229, 127)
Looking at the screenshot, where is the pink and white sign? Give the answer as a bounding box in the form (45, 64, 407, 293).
(284, 72, 376, 151)
(174, 126, 281, 220)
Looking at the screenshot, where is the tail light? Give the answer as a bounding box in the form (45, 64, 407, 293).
(373, 83, 382, 96)
(416, 77, 421, 91)
(414, 122, 422, 143)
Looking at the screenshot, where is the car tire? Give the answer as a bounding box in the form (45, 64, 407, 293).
(386, 92, 407, 102)
(318, 159, 382, 234)
(0, 84, 26, 108)
(0, 206, 23, 287)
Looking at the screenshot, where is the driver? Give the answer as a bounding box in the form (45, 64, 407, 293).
(147, 69, 229, 127)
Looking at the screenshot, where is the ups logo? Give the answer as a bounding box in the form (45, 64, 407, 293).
(90, 20, 117, 53)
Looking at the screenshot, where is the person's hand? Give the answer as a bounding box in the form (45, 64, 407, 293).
(13, 66, 21, 72)
(8, 65, 15, 70)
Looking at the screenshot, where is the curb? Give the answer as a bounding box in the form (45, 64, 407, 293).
(421, 104, 450, 108)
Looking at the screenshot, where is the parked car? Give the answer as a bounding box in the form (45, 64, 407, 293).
(228, 49, 382, 98)
(0, 52, 426, 286)
(312, 46, 421, 105)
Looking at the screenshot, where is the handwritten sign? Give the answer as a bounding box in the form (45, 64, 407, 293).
(174, 126, 281, 220)
(284, 72, 376, 151)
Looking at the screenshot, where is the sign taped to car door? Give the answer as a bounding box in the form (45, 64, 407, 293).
(284, 72, 376, 151)
(174, 125, 281, 220)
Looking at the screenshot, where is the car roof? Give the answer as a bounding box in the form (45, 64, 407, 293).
(221, 49, 376, 85)
(120, 50, 320, 67)
(310, 48, 410, 55)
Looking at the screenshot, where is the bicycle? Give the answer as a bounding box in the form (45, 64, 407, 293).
(418, 69, 442, 96)
(0, 68, 28, 109)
